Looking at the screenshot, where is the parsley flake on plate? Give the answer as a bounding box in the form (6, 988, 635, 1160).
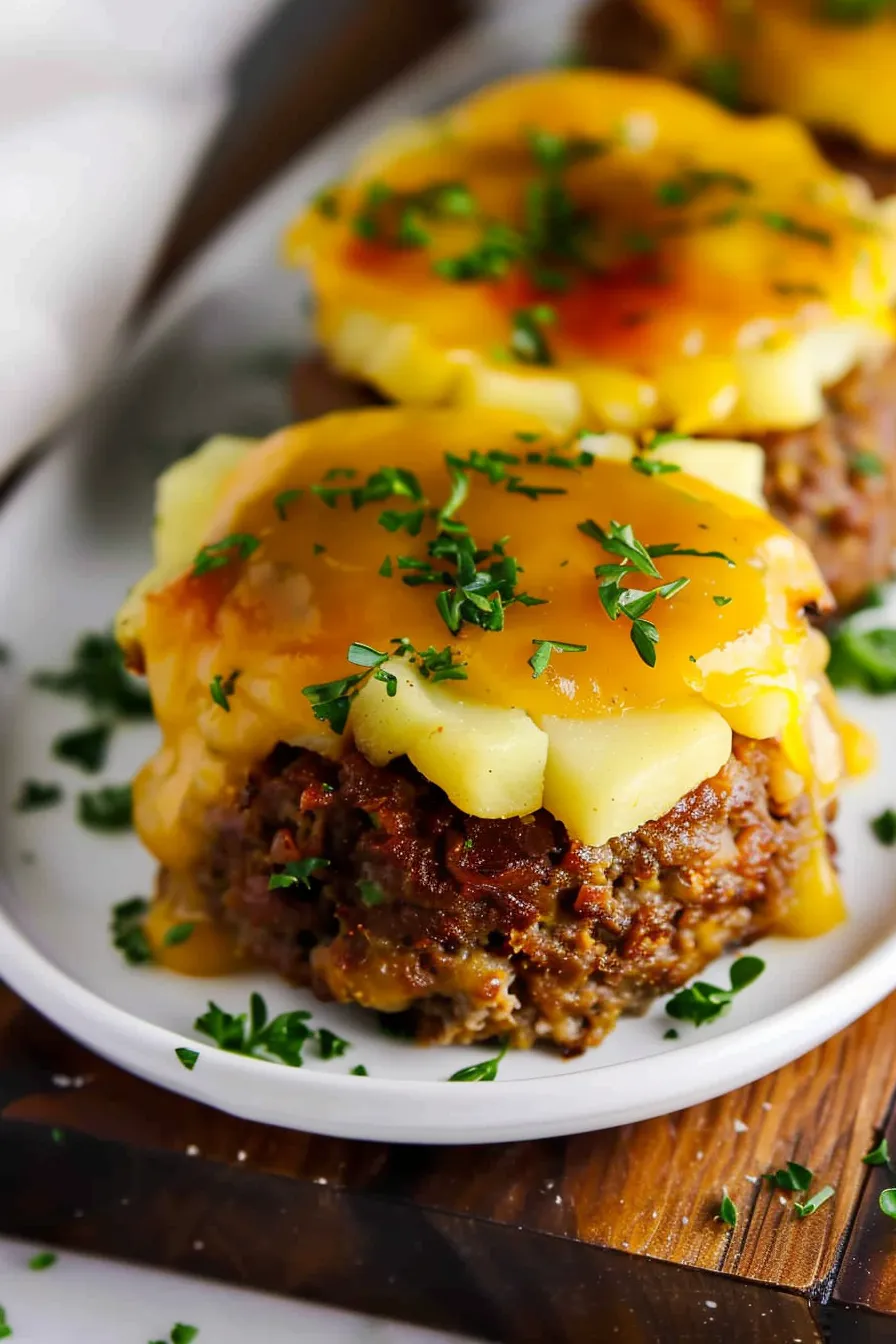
(318, 1028, 350, 1060)
(871, 810, 896, 845)
(175, 1047, 199, 1072)
(195, 993, 313, 1068)
(28, 1252, 57, 1272)
(351, 1064, 369, 1076)
(880, 1189, 896, 1219)
(827, 622, 896, 692)
(163, 923, 195, 948)
(51, 722, 112, 774)
(31, 630, 152, 718)
(78, 783, 132, 832)
(665, 956, 765, 1027)
(0, 1305, 12, 1340)
(111, 897, 152, 966)
(449, 1038, 509, 1082)
(14, 780, 63, 812)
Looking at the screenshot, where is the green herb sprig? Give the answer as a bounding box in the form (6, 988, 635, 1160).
(665, 956, 765, 1027)
(449, 1038, 509, 1082)
(111, 897, 152, 966)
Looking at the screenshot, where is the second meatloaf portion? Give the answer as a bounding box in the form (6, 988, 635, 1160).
(191, 736, 828, 1055)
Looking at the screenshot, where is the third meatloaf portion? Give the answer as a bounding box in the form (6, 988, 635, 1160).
(192, 735, 828, 1055)
(579, 0, 896, 197)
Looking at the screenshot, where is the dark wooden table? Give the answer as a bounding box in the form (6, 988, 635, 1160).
(5, 3, 896, 1340)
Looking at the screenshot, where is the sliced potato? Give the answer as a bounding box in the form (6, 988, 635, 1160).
(350, 662, 548, 817)
(580, 432, 766, 507)
(116, 434, 256, 649)
(453, 362, 583, 432)
(329, 311, 458, 405)
(540, 705, 732, 847)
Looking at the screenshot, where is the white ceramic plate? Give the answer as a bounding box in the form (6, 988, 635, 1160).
(2, 0, 896, 1145)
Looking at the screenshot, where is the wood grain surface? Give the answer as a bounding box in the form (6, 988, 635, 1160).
(3, 982, 896, 1341)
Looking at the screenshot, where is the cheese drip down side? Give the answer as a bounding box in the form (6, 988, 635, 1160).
(636, 0, 896, 157)
(286, 70, 896, 435)
(118, 406, 846, 936)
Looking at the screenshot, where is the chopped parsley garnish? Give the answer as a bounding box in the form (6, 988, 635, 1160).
(153, 1327, 199, 1344)
(52, 722, 111, 773)
(696, 55, 742, 108)
(794, 1185, 835, 1219)
(78, 783, 132, 831)
(209, 670, 239, 712)
(764, 1161, 813, 1193)
(390, 638, 467, 683)
(313, 543, 326, 555)
(175, 1047, 199, 1071)
(378, 555, 393, 577)
(631, 455, 681, 477)
(863, 1136, 891, 1166)
(358, 879, 387, 906)
(400, 531, 545, 636)
(302, 643, 397, 734)
(665, 955, 765, 1027)
(312, 184, 341, 218)
(527, 128, 606, 172)
(351, 1064, 369, 1076)
(827, 623, 896, 692)
(663, 1028, 679, 1040)
(760, 212, 832, 247)
(656, 168, 752, 207)
(713, 595, 733, 608)
(880, 1188, 896, 1219)
(163, 923, 195, 948)
(509, 305, 556, 365)
(852, 450, 885, 477)
(313, 464, 423, 512)
(650, 431, 688, 448)
(529, 639, 587, 679)
(192, 532, 260, 576)
(268, 857, 330, 891)
(448, 1038, 508, 1082)
(318, 1028, 350, 1060)
(273, 488, 302, 520)
(719, 1192, 738, 1228)
(0, 1306, 12, 1339)
(29, 1252, 57, 1271)
(871, 810, 896, 845)
(32, 630, 152, 718)
(111, 896, 152, 966)
(195, 993, 313, 1068)
(433, 221, 526, 283)
(353, 178, 477, 247)
(14, 780, 63, 812)
(579, 519, 731, 668)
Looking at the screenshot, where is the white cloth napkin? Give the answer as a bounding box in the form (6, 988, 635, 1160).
(0, 0, 280, 475)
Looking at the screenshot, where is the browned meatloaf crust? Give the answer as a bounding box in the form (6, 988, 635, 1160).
(188, 736, 830, 1055)
(580, 0, 896, 197)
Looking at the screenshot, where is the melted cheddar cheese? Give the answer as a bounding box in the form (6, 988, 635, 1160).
(119, 407, 847, 938)
(639, 0, 896, 156)
(286, 71, 896, 436)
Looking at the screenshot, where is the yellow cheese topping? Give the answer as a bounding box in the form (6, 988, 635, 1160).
(638, 0, 896, 156)
(119, 407, 845, 936)
(285, 71, 896, 436)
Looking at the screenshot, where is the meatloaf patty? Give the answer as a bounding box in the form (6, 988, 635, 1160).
(580, 0, 896, 197)
(189, 736, 829, 1054)
(291, 347, 896, 612)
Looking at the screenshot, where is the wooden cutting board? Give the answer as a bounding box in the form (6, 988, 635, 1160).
(3, 983, 896, 1342)
(4, 2, 896, 1340)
